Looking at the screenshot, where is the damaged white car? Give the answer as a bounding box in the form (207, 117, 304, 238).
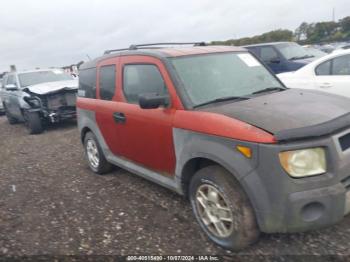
(0, 69, 78, 134)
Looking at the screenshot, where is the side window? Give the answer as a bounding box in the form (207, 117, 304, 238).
(99, 65, 116, 101)
(332, 55, 350, 75)
(78, 68, 96, 98)
(123, 64, 168, 104)
(246, 47, 258, 56)
(260, 47, 279, 62)
(315, 60, 331, 75)
(7, 75, 16, 85)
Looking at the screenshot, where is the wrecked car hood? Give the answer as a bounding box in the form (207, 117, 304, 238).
(198, 89, 350, 141)
(25, 80, 78, 95)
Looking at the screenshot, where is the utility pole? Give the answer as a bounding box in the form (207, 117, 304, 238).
(332, 7, 335, 22)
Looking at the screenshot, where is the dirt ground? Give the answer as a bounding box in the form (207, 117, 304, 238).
(0, 116, 350, 258)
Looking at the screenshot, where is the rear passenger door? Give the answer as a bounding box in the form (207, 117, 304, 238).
(314, 54, 350, 96)
(94, 59, 125, 156)
(115, 56, 177, 175)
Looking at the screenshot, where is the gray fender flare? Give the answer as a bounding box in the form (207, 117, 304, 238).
(173, 128, 259, 193)
(173, 130, 272, 230)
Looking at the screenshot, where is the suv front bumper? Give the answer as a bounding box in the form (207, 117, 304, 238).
(278, 182, 348, 232)
(241, 131, 350, 233)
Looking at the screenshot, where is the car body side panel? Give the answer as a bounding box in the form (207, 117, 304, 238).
(77, 107, 182, 193)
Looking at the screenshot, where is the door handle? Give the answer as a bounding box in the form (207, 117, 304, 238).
(320, 83, 332, 88)
(113, 112, 126, 123)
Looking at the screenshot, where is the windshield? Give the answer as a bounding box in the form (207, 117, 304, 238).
(277, 43, 311, 60)
(170, 52, 283, 107)
(19, 70, 73, 87)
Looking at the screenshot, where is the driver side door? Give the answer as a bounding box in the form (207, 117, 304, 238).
(114, 56, 180, 175)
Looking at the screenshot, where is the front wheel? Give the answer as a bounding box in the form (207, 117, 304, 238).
(189, 165, 260, 251)
(23, 110, 44, 134)
(4, 105, 18, 125)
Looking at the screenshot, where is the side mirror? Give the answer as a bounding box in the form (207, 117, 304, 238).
(139, 93, 169, 109)
(5, 84, 18, 91)
(269, 58, 281, 64)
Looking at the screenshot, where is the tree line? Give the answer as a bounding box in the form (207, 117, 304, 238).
(211, 16, 350, 46)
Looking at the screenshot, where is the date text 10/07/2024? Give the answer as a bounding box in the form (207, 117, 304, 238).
(126, 255, 220, 261)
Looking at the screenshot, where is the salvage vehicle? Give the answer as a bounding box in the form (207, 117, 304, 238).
(77, 43, 350, 251)
(0, 69, 78, 134)
(243, 42, 316, 74)
(278, 49, 350, 96)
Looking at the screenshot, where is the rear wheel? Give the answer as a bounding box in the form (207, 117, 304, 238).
(84, 132, 113, 174)
(23, 110, 44, 134)
(189, 165, 260, 251)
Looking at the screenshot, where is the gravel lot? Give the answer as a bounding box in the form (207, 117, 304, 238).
(0, 116, 350, 258)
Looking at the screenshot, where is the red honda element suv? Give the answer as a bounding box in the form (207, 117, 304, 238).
(77, 43, 350, 250)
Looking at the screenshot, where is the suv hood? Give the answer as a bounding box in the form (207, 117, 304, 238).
(25, 80, 78, 95)
(198, 89, 350, 141)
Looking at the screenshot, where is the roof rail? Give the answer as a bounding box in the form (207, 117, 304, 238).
(104, 42, 206, 54)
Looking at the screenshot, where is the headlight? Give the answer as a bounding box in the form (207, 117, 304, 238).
(30, 99, 40, 107)
(24, 97, 41, 107)
(279, 147, 326, 178)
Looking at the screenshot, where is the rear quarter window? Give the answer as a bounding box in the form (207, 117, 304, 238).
(99, 65, 116, 101)
(315, 60, 331, 75)
(78, 68, 97, 98)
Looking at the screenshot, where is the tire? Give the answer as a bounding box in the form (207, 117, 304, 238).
(84, 132, 113, 175)
(23, 110, 44, 134)
(189, 165, 260, 251)
(4, 106, 18, 125)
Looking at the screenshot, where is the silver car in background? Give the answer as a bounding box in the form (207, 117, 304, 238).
(0, 69, 78, 134)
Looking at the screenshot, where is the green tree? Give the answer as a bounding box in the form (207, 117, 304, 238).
(340, 16, 350, 38)
(211, 16, 350, 46)
(295, 22, 309, 41)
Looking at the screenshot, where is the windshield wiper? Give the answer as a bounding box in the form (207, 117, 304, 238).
(251, 87, 286, 95)
(193, 96, 250, 108)
(289, 55, 314, 60)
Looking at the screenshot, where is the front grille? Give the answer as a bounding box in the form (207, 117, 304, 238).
(341, 175, 350, 191)
(46, 92, 77, 110)
(339, 132, 350, 151)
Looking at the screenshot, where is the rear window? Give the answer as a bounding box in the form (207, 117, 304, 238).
(99, 65, 116, 101)
(78, 68, 96, 99)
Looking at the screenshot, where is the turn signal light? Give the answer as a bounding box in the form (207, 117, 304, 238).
(236, 145, 252, 158)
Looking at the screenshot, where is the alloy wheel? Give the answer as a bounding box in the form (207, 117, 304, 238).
(86, 139, 100, 169)
(195, 184, 234, 238)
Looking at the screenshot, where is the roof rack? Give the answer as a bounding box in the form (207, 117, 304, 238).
(104, 42, 206, 54)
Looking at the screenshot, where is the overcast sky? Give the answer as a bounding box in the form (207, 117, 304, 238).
(0, 0, 349, 72)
